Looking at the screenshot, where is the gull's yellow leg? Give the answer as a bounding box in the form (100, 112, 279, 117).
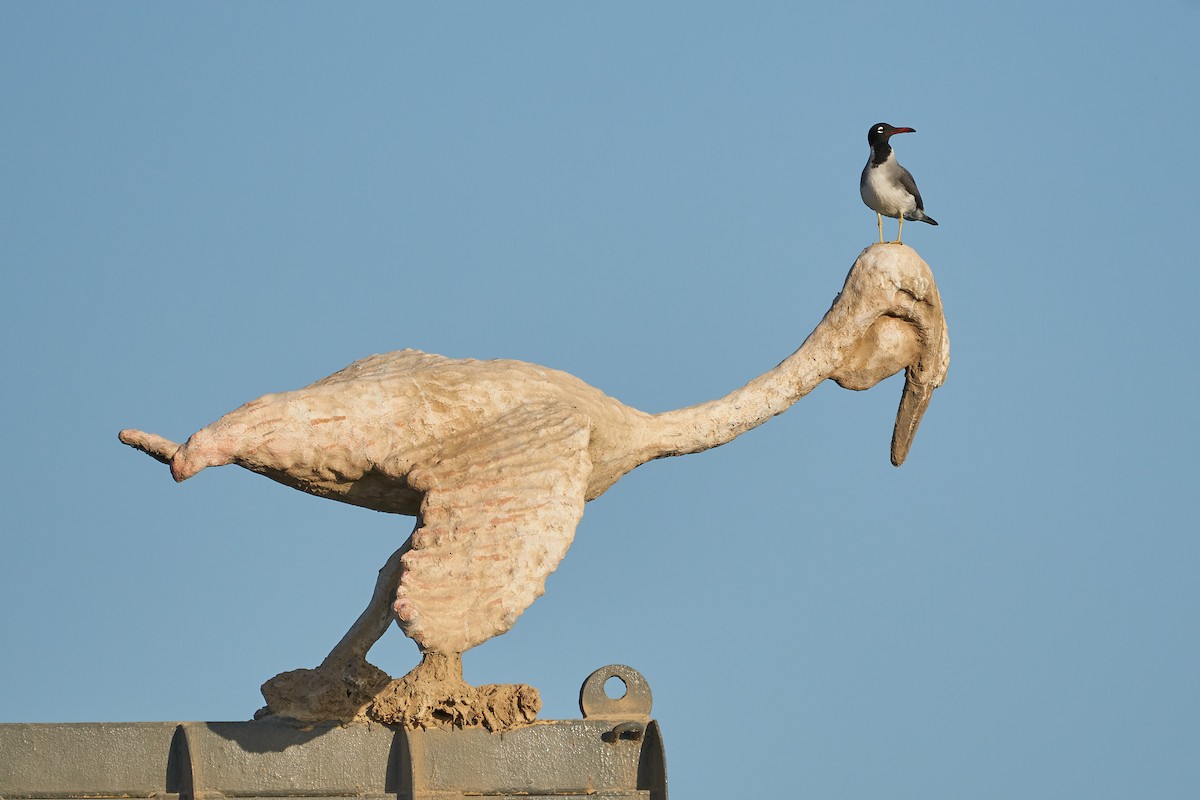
(895, 214, 904, 244)
(877, 213, 884, 244)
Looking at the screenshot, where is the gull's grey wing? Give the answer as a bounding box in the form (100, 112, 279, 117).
(394, 404, 592, 654)
(897, 164, 926, 211)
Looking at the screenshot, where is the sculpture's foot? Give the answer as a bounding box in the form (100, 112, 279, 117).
(367, 652, 541, 732)
(258, 657, 392, 724)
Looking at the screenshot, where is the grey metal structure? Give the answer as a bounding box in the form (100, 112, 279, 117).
(0, 665, 666, 800)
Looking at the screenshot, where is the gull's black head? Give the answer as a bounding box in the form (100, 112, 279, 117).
(867, 122, 916, 148)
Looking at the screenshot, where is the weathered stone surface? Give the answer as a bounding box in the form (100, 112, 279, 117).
(120, 243, 949, 729)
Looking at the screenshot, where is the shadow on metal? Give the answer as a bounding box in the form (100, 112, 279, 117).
(0, 665, 666, 800)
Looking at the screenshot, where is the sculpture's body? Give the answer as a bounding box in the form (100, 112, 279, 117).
(120, 244, 949, 730)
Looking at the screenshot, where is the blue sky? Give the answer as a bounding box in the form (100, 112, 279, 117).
(2, 2, 1197, 798)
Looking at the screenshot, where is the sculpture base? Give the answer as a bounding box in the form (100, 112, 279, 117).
(258, 652, 541, 732)
(369, 671, 541, 731)
(0, 665, 665, 800)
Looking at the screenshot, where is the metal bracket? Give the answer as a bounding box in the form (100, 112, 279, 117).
(580, 663, 654, 720)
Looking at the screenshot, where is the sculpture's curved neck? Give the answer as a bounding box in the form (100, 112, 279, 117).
(639, 244, 940, 461)
(643, 324, 848, 459)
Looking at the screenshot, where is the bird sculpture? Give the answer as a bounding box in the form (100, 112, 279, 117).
(860, 122, 938, 244)
(119, 244, 948, 731)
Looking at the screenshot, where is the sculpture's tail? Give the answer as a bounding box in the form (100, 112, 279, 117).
(118, 428, 230, 482)
(118, 429, 180, 465)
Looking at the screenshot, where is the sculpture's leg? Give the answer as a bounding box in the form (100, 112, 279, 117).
(258, 539, 412, 723)
(368, 652, 541, 732)
(257, 530, 540, 731)
(321, 543, 409, 666)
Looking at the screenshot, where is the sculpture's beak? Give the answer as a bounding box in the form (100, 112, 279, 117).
(890, 284, 949, 467)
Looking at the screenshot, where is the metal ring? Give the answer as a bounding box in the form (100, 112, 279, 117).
(579, 665, 652, 719)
